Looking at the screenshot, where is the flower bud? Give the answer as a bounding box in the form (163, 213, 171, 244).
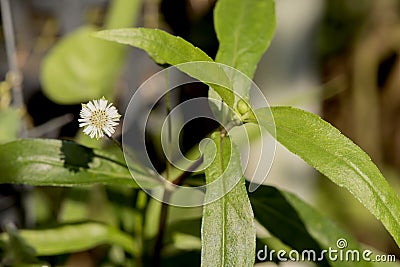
(237, 99, 250, 115)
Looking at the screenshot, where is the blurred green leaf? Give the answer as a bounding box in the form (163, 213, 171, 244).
(214, 0, 275, 100)
(371, 260, 400, 267)
(250, 185, 372, 266)
(256, 236, 292, 261)
(59, 198, 87, 223)
(165, 213, 202, 253)
(1, 224, 39, 266)
(94, 28, 234, 107)
(144, 197, 161, 239)
(0, 222, 138, 256)
(201, 134, 255, 267)
(0, 108, 19, 143)
(41, 0, 142, 104)
(255, 106, 400, 247)
(366, 246, 400, 267)
(41, 26, 125, 104)
(104, 0, 143, 29)
(11, 264, 49, 267)
(250, 185, 327, 261)
(0, 139, 158, 188)
(168, 218, 201, 241)
(172, 233, 201, 251)
(58, 187, 115, 225)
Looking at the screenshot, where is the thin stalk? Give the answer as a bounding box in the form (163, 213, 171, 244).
(28, 114, 73, 137)
(106, 135, 151, 266)
(171, 156, 204, 186)
(164, 69, 172, 180)
(1, 0, 32, 229)
(152, 190, 171, 267)
(0, 0, 26, 137)
(133, 191, 147, 267)
(153, 69, 172, 267)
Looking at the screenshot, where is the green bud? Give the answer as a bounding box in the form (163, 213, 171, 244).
(237, 99, 250, 115)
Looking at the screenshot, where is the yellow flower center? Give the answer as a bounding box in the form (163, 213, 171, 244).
(89, 110, 109, 128)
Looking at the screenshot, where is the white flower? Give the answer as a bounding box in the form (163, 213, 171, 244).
(78, 98, 121, 139)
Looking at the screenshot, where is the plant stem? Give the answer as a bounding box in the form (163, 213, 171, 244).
(106, 105, 236, 267)
(153, 126, 230, 266)
(171, 156, 204, 185)
(152, 189, 171, 267)
(1, 0, 33, 230)
(153, 69, 172, 266)
(28, 113, 73, 137)
(0, 0, 26, 135)
(152, 154, 204, 267)
(134, 191, 147, 267)
(164, 69, 172, 180)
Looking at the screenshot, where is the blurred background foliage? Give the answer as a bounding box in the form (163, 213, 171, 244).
(0, 0, 399, 266)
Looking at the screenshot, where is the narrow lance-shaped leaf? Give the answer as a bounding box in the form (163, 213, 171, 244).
(201, 133, 255, 267)
(94, 28, 234, 107)
(214, 0, 275, 100)
(0, 139, 159, 188)
(0, 222, 138, 256)
(250, 184, 372, 267)
(254, 107, 400, 246)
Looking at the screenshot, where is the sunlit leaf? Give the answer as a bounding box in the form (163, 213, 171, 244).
(214, 0, 275, 101)
(201, 133, 255, 266)
(0, 139, 158, 188)
(94, 28, 234, 107)
(254, 106, 400, 246)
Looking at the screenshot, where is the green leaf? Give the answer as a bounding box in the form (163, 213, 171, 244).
(250, 185, 328, 261)
(41, 0, 142, 104)
(41, 26, 126, 104)
(94, 28, 234, 107)
(104, 0, 143, 29)
(95, 28, 210, 65)
(250, 184, 372, 267)
(201, 133, 255, 267)
(172, 233, 202, 251)
(0, 108, 20, 143)
(0, 222, 138, 256)
(214, 0, 275, 99)
(255, 106, 400, 247)
(0, 139, 158, 188)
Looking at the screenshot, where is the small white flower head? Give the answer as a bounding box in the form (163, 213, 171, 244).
(78, 97, 121, 139)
